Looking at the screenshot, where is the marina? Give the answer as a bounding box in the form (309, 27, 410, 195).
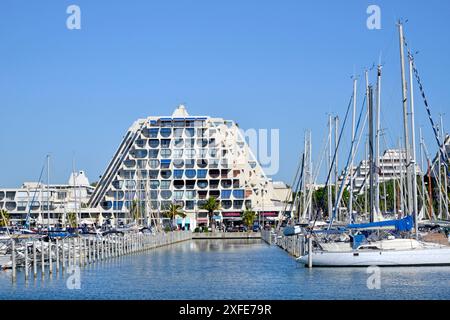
(2, 1, 450, 304)
(1, 239, 450, 300)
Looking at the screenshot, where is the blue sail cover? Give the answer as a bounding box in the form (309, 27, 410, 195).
(347, 215, 413, 232)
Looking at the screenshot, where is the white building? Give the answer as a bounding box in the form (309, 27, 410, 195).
(88, 105, 289, 229)
(0, 171, 95, 225)
(342, 149, 422, 195)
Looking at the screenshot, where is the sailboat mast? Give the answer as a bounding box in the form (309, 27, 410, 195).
(375, 65, 382, 216)
(47, 154, 50, 230)
(440, 114, 449, 220)
(349, 78, 357, 223)
(368, 86, 375, 223)
(408, 54, 419, 238)
(398, 22, 413, 215)
(328, 115, 333, 218)
(420, 128, 427, 220)
(334, 116, 339, 221)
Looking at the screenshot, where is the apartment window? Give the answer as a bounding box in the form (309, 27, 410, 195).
(149, 180, 160, 189)
(174, 170, 184, 179)
(124, 191, 136, 200)
(197, 169, 207, 179)
(161, 139, 171, 148)
(137, 160, 147, 169)
(185, 159, 195, 168)
(160, 170, 172, 179)
(197, 139, 208, 148)
(135, 139, 146, 148)
(185, 149, 195, 158)
(185, 139, 195, 148)
(185, 128, 195, 137)
(160, 160, 171, 169)
(233, 200, 244, 209)
(112, 180, 123, 189)
(185, 190, 196, 200)
(148, 128, 159, 138)
(197, 180, 208, 189)
(149, 159, 160, 169)
(148, 150, 159, 159)
(233, 190, 245, 199)
(174, 138, 184, 148)
(173, 120, 185, 127)
(173, 149, 183, 158)
(132, 149, 147, 159)
(209, 159, 219, 168)
(221, 190, 232, 199)
(160, 180, 171, 189)
(185, 201, 195, 210)
(185, 169, 196, 179)
(197, 128, 207, 137)
(197, 159, 208, 168)
(149, 139, 159, 148)
(186, 180, 195, 190)
(174, 191, 184, 200)
(137, 170, 148, 179)
(125, 180, 136, 190)
(173, 159, 184, 168)
(160, 128, 172, 137)
(161, 190, 172, 200)
(57, 192, 67, 200)
(160, 149, 172, 158)
(222, 200, 232, 209)
(149, 191, 158, 199)
(174, 128, 184, 137)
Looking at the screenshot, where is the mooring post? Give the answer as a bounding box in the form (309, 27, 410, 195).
(41, 239, 45, 275)
(72, 237, 76, 267)
(56, 238, 59, 273)
(62, 238, 66, 271)
(24, 241, 29, 280)
(11, 239, 16, 282)
(33, 240, 37, 278)
(78, 238, 82, 267)
(308, 236, 313, 269)
(48, 240, 53, 274)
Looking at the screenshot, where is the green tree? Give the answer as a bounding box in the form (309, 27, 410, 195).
(200, 197, 221, 231)
(67, 212, 78, 228)
(129, 199, 144, 224)
(242, 209, 256, 229)
(0, 210, 10, 227)
(164, 203, 186, 229)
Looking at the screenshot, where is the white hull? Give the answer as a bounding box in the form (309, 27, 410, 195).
(297, 247, 450, 267)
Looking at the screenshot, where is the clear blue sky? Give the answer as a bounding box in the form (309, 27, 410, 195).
(1, 0, 449, 187)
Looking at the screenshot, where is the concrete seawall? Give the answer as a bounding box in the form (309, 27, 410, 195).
(192, 232, 261, 240)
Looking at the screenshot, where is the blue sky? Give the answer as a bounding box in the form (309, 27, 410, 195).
(1, 0, 449, 187)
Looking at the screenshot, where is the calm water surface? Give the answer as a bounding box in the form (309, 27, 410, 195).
(1, 239, 450, 300)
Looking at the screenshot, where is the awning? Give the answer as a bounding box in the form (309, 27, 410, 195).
(222, 212, 241, 217)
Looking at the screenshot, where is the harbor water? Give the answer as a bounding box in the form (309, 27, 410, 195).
(1, 239, 450, 300)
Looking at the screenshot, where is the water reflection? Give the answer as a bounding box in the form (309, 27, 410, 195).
(0, 239, 450, 300)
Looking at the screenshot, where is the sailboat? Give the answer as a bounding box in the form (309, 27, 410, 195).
(297, 22, 450, 267)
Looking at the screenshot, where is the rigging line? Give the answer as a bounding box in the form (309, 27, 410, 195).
(323, 92, 356, 188)
(24, 157, 47, 229)
(328, 102, 369, 230)
(309, 95, 367, 233)
(403, 37, 449, 171)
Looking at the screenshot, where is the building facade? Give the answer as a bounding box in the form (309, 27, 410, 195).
(0, 171, 94, 226)
(88, 105, 288, 229)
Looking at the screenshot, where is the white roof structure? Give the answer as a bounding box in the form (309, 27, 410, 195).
(68, 170, 90, 186)
(172, 104, 189, 117)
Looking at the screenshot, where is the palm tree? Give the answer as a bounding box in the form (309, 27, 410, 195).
(200, 197, 221, 231)
(67, 212, 78, 228)
(129, 199, 142, 225)
(0, 210, 10, 227)
(242, 209, 256, 230)
(164, 203, 186, 230)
